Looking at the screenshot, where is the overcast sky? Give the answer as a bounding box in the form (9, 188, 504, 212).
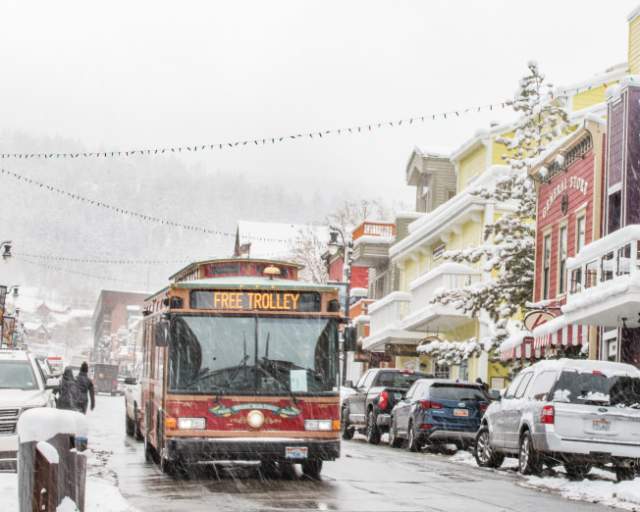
(1, 0, 639, 297)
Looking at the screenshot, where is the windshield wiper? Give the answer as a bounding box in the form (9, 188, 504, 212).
(259, 332, 298, 405)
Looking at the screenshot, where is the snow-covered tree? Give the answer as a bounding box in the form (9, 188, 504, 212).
(431, 61, 570, 346)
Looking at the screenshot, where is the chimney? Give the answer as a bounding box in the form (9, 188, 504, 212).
(628, 6, 640, 74)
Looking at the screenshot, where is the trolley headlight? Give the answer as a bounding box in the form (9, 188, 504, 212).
(247, 410, 265, 429)
(304, 419, 332, 431)
(177, 417, 206, 430)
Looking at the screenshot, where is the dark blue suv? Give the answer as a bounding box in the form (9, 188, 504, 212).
(389, 379, 490, 451)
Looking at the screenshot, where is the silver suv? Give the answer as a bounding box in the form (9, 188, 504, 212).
(474, 358, 640, 481)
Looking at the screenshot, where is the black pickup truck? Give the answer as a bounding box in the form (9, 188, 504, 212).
(342, 368, 432, 444)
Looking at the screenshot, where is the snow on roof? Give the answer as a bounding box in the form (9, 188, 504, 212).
(37, 441, 60, 464)
(236, 220, 329, 259)
(567, 225, 640, 270)
(527, 357, 640, 376)
(499, 330, 531, 352)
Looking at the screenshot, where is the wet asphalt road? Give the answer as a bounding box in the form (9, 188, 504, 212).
(89, 396, 610, 512)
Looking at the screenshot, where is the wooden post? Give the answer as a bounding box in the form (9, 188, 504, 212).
(18, 440, 35, 512)
(32, 444, 58, 512)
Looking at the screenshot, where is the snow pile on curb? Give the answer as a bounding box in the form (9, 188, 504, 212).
(522, 474, 640, 510)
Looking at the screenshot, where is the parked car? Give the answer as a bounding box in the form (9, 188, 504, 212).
(389, 379, 491, 451)
(91, 363, 119, 395)
(474, 358, 640, 481)
(0, 349, 57, 466)
(341, 368, 432, 444)
(123, 376, 143, 440)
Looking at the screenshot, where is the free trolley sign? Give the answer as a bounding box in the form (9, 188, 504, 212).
(190, 290, 321, 312)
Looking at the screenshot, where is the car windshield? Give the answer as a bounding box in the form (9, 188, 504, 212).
(0, 361, 38, 390)
(550, 370, 640, 407)
(429, 384, 488, 401)
(169, 315, 338, 394)
(375, 372, 429, 388)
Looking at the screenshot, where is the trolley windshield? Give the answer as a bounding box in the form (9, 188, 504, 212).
(168, 315, 338, 395)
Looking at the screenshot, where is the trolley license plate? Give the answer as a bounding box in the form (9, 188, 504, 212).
(453, 409, 469, 417)
(592, 418, 611, 432)
(285, 446, 308, 459)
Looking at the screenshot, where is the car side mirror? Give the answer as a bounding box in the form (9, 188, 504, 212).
(124, 377, 137, 385)
(489, 389, 501, 401)
(344, 380, 354, 389)
(155, 318, 170, 347)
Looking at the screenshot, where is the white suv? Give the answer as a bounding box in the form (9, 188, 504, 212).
(475, 359, 640, 481)
(0, 350, 56, 465)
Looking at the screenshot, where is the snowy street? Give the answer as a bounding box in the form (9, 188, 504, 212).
(72, 395, 631, 511)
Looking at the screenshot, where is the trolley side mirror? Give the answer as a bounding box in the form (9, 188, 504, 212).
(155, 319, 170, 347)
(343, 326, 357, 352)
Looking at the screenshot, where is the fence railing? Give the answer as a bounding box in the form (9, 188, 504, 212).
(352, 221, 396, 241)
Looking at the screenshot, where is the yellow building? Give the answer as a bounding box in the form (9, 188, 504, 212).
(361, 58, 628, 388)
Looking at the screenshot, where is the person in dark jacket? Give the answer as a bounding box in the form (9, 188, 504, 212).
(76, 362, 96, 414)
(56, 367, 81, 411)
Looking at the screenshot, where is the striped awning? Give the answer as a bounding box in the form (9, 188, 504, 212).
(500, 316, 588, 361)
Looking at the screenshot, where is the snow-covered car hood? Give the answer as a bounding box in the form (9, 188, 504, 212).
(0, 388, 48, 408)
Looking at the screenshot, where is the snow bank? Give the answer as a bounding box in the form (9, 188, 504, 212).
(37, 440, 60, 464)
(522, 474, 640, 510)
(17, 408, 88, 443)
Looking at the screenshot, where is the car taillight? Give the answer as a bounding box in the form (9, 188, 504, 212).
(541, 405, 555, 424)
(419, 400, 443, 410)
(378, 390, 389, 411)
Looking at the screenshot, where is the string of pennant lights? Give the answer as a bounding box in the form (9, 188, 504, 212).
(17, 257, 152, 288)
(0, 100, 514, 160)
(0, 79, 626, 160)
(0, 168, 291, 243)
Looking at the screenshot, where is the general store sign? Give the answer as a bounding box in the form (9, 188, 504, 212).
(190, 290, 321, 312)
(541, 176, 588, 219)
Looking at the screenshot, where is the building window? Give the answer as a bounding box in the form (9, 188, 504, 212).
(543, 233, 552, 299)
(608, 191, 621, 234)
(459, 360, 469, 381)
(434, 363, 450, 379)
(558, 225, 568, 294)
(576, 215, 586, 253)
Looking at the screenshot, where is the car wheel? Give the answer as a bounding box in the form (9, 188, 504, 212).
(518, 430, 542, 476)
(474, 426, 504, 469)
(125, 411, 135, 437)
(134, 405, 144, 441)
(565, 463, 591, 481)
(616, 467, 635, 482)
(366, 410, 381, 445)
(388, 417, 403, 448)
(161, 457, 186, 477)
(143, 436, 155, 463)
(407, 421, 421, 452)
(301, 460, 323, 480)
(341, 406, 354, 440)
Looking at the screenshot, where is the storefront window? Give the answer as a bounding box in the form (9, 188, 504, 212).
(558, 225, 568, 294)
(576, 215, 586, 253)
(543, 233, 552, 299)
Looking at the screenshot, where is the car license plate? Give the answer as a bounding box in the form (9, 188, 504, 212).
(285, 446, 308, 459)
(453, 409, 469, 417)
(592, 418, 611, 432)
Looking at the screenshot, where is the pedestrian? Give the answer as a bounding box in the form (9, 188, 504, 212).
(475, 377, 489, 393)
(76, 361, 96, 414)
(56, 367, 82, 412)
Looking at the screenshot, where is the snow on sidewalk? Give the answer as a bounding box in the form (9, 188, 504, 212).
(0, 472, 137, 512)
(445, 449, 640, 510)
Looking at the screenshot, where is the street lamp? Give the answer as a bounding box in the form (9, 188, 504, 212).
(1, 241, 12, 261)
(327, 226, 354, 385)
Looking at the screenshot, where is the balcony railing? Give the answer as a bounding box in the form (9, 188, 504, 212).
(568, 226, 640, 294)
(352, 221, 396, 241)
(564, 225, 640, 327)
(368, 291, 412, 333)
(402, 263, 481, 331)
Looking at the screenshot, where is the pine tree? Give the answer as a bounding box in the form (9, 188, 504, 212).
(431, 62, 570, 348)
